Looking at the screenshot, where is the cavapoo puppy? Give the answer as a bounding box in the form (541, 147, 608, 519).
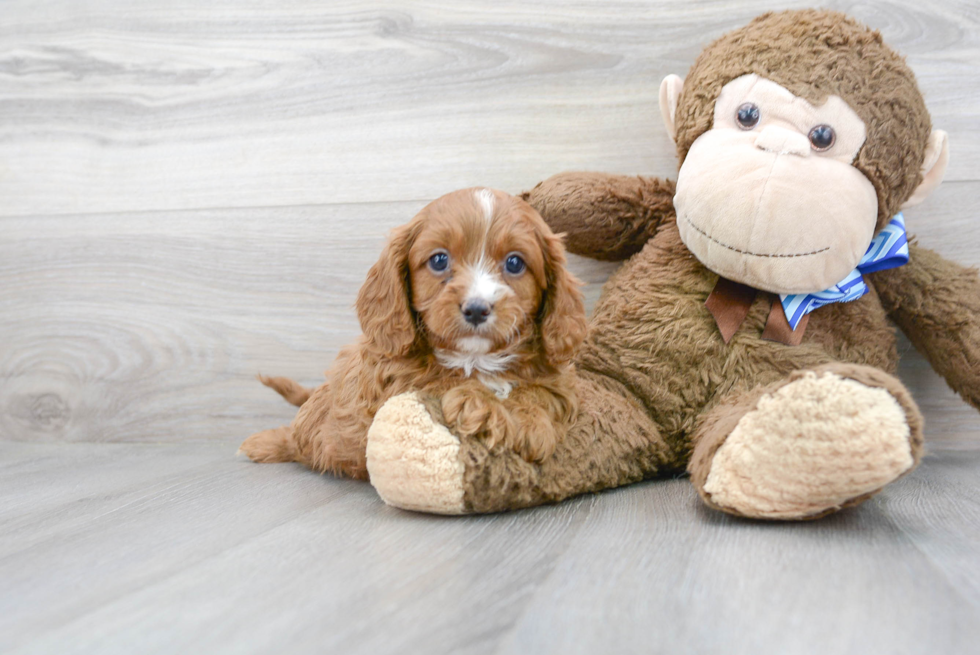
(240, 188, 587, 479)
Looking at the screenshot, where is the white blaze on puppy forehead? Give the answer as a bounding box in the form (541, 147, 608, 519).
(462, 189, 512, 306)
(475, 188, 496, 225)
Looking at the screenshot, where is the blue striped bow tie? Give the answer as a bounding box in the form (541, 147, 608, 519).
(780, 213, 910, 330)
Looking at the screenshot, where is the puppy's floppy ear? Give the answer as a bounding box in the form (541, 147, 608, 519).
(538, 229, 588, 367)
(356, 221, 420, 357)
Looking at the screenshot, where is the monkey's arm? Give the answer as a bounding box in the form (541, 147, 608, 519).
(870, 243, 980, 411)
(521, 172, 676, 261)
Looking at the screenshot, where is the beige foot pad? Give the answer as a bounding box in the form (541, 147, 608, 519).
(366, 392, 467, 514)
(704, 372, 915, 519)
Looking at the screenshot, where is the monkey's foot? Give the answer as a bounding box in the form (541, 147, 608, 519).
(366, 392, 467, 514)
(689, 365, 923, 520)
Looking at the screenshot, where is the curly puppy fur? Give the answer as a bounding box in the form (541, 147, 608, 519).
(240, 188, 587, 479)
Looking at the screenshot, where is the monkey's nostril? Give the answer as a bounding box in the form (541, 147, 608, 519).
(754, 125, 810, 157)
(462, 300, 492, 326)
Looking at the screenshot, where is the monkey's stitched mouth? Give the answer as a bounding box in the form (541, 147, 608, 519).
(685, 217, 830, 258)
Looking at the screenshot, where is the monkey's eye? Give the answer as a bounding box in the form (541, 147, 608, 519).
(736, 103, 761, 129)
(428, 251, 450, 273)
(504, 254, 526, 275)
(808, 124, 836, 151)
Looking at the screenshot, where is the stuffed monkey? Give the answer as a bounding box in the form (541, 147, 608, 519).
(365, 9, 980, 519)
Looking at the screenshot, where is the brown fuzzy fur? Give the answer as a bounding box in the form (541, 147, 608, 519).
(410, 10, 980, 517)
(872, 244, 980, 410)
(241, 189, 587, 478)
(520, 173, 677, 262)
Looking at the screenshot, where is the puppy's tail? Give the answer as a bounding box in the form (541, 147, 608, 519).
(257, 374, 313, 407)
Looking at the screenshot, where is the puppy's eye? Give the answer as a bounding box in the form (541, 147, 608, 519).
(736, 103, 760, 130)
(428, 252, 449, 273)
(504, 254, 526, 275)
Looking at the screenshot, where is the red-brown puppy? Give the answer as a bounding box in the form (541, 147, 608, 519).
(240, 188, 587, 479)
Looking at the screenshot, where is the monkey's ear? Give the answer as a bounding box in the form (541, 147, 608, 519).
(903, 130, 950, 208)
(659, 74, 684, 144)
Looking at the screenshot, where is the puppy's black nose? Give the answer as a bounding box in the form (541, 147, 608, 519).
(462, 300, 492, 326)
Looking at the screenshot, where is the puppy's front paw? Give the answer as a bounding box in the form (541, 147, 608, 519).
(442, 387, 517, 447)
(511, 406, 562, 463)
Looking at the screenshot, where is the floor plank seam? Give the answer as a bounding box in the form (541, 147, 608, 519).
(0, 178, 975, 223)
(487, 495, 599, 654)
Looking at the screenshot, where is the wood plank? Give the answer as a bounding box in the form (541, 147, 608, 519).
(493, 476, 980, 655)
(0, 442, 361, 651)
(0, 440, 596, 654)
(1, 0, 977, 217)
(3, 441, 979, 654)
(0, 442, 231, 557)
(886, 449, 980, 608)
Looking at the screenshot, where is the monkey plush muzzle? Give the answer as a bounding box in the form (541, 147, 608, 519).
(675, 102, 878, 294)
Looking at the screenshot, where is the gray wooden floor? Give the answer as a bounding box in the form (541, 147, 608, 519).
(2, 2, 979, 654)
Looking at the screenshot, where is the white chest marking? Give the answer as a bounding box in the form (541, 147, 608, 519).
(456, 336, 492, 354)
(435, 349, 517, 377)
(478, 374, 513, 400)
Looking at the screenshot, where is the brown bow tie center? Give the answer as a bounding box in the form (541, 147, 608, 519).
(705, 277, 809, 346)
